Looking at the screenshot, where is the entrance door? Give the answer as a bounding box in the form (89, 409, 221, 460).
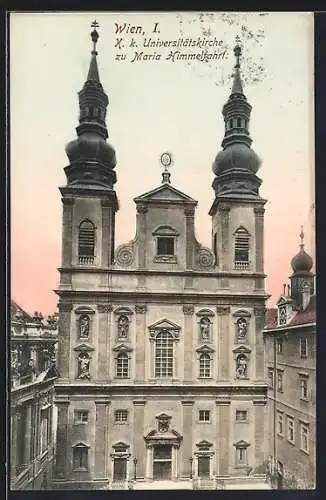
(153, 445, 172, 480)
(198, 456, 210, 478)
(113, 458, 127, 481)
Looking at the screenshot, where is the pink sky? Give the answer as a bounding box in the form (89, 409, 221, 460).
(10, 12, 315, 317)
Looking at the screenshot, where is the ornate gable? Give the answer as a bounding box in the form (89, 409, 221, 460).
(148, 319, 181, 331)
(134, 183, 197, 205)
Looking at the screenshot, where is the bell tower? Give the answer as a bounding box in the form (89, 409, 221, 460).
(209, 40, 266, 283)
(59, 21, 118, 272)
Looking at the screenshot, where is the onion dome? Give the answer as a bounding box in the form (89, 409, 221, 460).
(291, 227, 313, 273)
(64, 21, 117, 189)
(212, 40, 262, 199)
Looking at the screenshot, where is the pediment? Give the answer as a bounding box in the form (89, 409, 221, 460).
(276, 296, 291, 306)
(156, 413, 171, 421)
(196, 345, 215, 354)
(232, 345, 251, 355)
(72, 441, 90, 448)
(196, 309, 215, 317)
(112, 343, 133, 353)
(113, 306, 133, 316)
(197, 440, 213, 448)
(233, 309, 251, 318)
(112, 441, 130, 449)
(134, 184, 197, 204)
(233, 440, 250, 448)
(144, 429, 183, 442)
(73, 343, 94, 352)
(74, 306, 96, 315)
(149, 319, 181, 331)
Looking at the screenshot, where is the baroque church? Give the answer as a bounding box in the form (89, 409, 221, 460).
(53, 25, 269, 489)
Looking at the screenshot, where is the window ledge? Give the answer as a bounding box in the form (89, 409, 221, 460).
(277, 433, 284, 438)
(72, 467, 88, 472)
(287, 440, 295, 446)
(300, 397, 309, 402)
(198, 377, 213, 380)
(74, 422, 88, 425)
(197, 421, 211, 424)
(114, 421, 129, 425)
(235, 420, 249, 424)
(299, 448, 310, 455)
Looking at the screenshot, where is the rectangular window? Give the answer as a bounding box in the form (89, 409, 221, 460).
(277, 371, 283, 392)
(115, 409, 128, 423)
(287, 416, 295, 444)
(73, 446, 88, 470)
(300, 338, 308, 358)
(268, 368, 274, 388)
(236, 447, 247, 466)
(235, 410, 248, 422)
(299, 376, 309, 400)
(74, 410, 89, 424)
(155, 332, 173, 377)
(199, 410, 210, 422)
(277, 412, 284, 436)
(116, 354, 129, 378)
(300, 423, 309, 453)
(277, 338, 283, 354)
(157, 237, 174, 256)
(198, 456, 210, 478)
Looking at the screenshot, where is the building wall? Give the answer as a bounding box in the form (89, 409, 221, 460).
(265, 326, 316, 489)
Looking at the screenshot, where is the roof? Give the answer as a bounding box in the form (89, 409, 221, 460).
(264, 295, 316, 331)
(11, 300, 32, 322)
(134, 182, 197, 205)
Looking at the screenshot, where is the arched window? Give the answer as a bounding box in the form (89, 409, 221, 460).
(155, 330, 174, 377)
(199, 353, 211, 378)
(78, 220, 95, 263)
(234, 227, 250, 268)
(116, 353, 129, 378)
(237, 117, 242, 127)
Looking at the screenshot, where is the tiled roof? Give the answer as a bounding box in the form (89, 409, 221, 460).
(265, 308, 278, 328)
(288, 295, 316, 326)
(11, 300, 32, 321)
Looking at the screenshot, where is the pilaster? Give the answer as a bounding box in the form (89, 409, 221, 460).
(254, 206, 265, 274)
(94, 400, 111, 479)
(133, 400, 146, 479)
(254, 306, 266, 382)
(57, 302, 73, 379)
(219, 204, 231, 271)
(181, 401, 194, 477)
(216, 306, 230, 381)
(136, 205, 148, 269)
(253, 400, 266, 467)
(184, 207, 195, 269)
(135, 305, 147, 381)
(54, 400, 70, 479)
(183, 305, 194, 381)
(61, 197, 75, 267)
(97, 304, 112, 380)
(216, 398, 231, 475)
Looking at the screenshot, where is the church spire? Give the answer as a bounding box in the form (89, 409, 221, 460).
(211, 38, 262, 199)
(64, 21, 117, 189)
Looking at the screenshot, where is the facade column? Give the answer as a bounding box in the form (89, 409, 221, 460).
(97, 305, 112, 381)
(24, 403, 33, 464)
(136, 205, 148, 269)
(184, 207, 195, 269)
(135, 305, 147, 382)
(172, 445, 178, 480)
(101, 199, 111, 267)
(254, 206, 265, 274)
(54, 401, 70, 479)
(254, 306, 266, 382)
(181, 400, 193, 477)
(61, 197, 74, 268)
(57, 302, 73, 379)
(254, 400, 266, 468)
(216, 306, 230, 381)
(133, 400, 146, 479)
(94, 400, 110, 479)
(183, 306, 194, 381)
(216, 398, 231, 476)
(146, 445, 153, 480)
(11, 406, 20, 483)
(219, 204, 231, 272)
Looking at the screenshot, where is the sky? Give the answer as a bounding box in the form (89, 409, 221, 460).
(10, 12, 315, 316)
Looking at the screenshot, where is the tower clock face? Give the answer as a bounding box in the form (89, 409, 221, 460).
(160, 152, 172, 168)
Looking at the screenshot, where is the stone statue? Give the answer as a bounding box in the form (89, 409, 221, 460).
(118, 315, 129, 338)
(200, 317, 210, 340)
(236, 354, 248, 378)
(78, 353, 90, 379)
(237, 318, 248, 339)
(79, 315, 90, 338)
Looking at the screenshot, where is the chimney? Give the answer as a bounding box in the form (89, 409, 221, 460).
(287, 284, 291, 296)
(302, 282, 311, 310)
(283, 284, 286, 296)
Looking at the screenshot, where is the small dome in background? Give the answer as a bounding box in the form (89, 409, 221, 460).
(291, 227, 313, 273)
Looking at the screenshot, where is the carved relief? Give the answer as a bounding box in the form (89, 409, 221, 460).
(58, 302, 73, 312)
(199, 317, 211, 342)
(236, 354, 248, 379)
(197, 247, 215, 269)
(77, 352, 91, 380)
(79, 315, 90, 339)
(236, 317, 248, 343)
(115, 244, 135, 267)
(117, 315, 129, 339)
(216, 306, 230, 315)
(135, 305, 147, 314)
(183, 304, 194, 315)
(97, 304, 113, 313)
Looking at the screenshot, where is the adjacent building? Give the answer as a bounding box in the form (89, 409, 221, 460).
(10, 301, 58, 490)
(53, 26, 270, 490)
(263, 230, 316, 489)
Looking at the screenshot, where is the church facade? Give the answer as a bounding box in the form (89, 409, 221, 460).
(53, 26, 269, 490)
